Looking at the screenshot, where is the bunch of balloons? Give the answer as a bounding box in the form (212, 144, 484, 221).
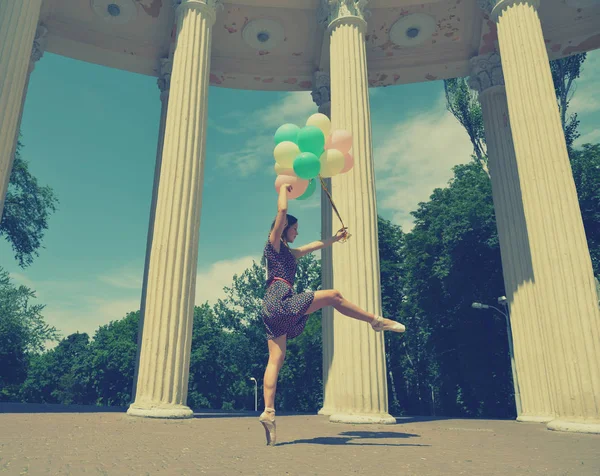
(272, 113, 354, 200)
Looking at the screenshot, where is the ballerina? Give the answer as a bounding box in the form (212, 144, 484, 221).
(258, 183, 406, 446)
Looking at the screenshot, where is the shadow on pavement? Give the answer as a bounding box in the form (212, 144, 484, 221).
(277, 430, 429, 447)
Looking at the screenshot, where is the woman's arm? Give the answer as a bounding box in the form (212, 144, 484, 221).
(269, 184, 291, 253)
(290, 228, 347, 259)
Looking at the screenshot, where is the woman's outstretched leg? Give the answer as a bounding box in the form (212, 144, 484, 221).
(306, 289, 405, 331)
(260, 334, 286, 446)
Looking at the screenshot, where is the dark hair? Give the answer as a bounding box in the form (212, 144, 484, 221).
(262, 214, 298, 267)
(270, 214, 297, 242)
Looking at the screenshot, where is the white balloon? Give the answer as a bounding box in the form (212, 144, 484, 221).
(306, 113, 332, 137)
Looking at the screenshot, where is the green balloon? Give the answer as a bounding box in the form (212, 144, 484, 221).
(274, 123, 300, 145)
(296, 179, 317, 201)
(293, 152, 321, 180)
(297, 126, 325, 156)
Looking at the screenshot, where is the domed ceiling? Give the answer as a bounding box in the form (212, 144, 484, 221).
(39, 0, 600, 90)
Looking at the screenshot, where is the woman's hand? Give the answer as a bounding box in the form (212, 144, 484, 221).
(334, 228, 349, 242)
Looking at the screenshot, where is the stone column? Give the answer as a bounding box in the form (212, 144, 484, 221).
(0, 0, 43, 220)
(323, 0, 394, 424)
(481, 0, 600, 433)
(128, 0, 220, 419)
(132, 57, 172, 402)
(469, 52, 553, 423)
(311, 71, 336, 416)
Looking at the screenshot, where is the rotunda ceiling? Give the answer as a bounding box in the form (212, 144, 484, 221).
(38, 0, 600, 90)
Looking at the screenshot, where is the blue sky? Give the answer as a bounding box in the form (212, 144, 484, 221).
(2, 50, 599, 341)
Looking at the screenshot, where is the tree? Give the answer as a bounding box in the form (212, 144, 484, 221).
(20, 332, 93, 405)
(0, 267, 59, 401)
(570, 143, 600, 276)
(550, 53, 587, 150)
(444, 53, 587, 166)
(377, 216, 408, 414)
(443, 78, 488, 176)
(87, 312, 139, 406)
(403, 162, 514, 417)
(1, 138, 58, 268)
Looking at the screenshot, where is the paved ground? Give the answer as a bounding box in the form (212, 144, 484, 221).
(1, 406, 599, 475)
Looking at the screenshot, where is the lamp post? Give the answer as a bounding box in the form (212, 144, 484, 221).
(249, 377, 258, 412)
(472, 297, 522, 416)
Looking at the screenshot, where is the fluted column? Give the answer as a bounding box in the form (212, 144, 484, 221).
(482, 0, 600, 433)
(128, 0, 220, 419)
(311, 71, 336, 416)
(469, 52, 553, 422)
(324, 0, 394, 424)
(132, 57, 172, 402)
(0, 0, 43, 220)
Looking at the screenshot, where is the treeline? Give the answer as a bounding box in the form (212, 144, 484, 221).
(2, 143, 598, 417)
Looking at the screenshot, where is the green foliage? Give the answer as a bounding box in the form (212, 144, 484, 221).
(20, 333, 92, 404)
(403, 162, 514, 417)
(4, 138, 598, 416)
(87, 312, 139, 406)
(443, 78, 487, 172)
(0, 267, 59, 401)
(570, 143, 600, 275)
(550, 53, 587, 150)
(1, 139, 58, 268)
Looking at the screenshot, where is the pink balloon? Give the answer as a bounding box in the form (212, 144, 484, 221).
(274, 174, 309, 199)
(329, 130, 353, 154)
(341, 152, 354, 174)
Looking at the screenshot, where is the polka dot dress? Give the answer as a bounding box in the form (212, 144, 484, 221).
(262, 239, 315, 340)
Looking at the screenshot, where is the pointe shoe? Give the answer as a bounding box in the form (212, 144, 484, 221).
(258, 407, 276, 446)
(371, 315, 406, 333)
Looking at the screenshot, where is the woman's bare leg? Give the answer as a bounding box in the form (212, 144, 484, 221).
(263, 334, 287, 410)
(305, 289, 398, 327)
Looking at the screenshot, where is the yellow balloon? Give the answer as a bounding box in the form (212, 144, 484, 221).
(306, 113, 331, 137)
(319, 149, 345, 178)
(274, 141, 300, 168)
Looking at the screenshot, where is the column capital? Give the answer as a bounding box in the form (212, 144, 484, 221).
(468, 52, 505, 94)
(319, 0, 370, 33)
(311, 71, 331, 117)
(157, 56, 173, 97)
(29, 24, 48, 72)
(172, 0, 223, 25)
(478, 0, 540, 22)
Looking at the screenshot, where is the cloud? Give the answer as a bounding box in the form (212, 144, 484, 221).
(214, 92, 318, 176)
(373, 97, 474, 231)
(98, 266, 143, 289)
(575, 128, 600, 146)
(194, 255, 259, 304)
(253, 92, 317, 131)
(10, 256, 260, 346)
(42, 296, 141, 344)
(217, 133, 273, 176)
(570, 51, 600, 116)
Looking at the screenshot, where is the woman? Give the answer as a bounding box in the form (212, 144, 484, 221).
(259, 183, 406, 446)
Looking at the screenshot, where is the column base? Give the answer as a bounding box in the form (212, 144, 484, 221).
(127, 402, 193, 419)
(547, 419, 600, 434)
(329, 412, 396, 424)
(318, 406, 335, 416)
(516, 415, 554, 423)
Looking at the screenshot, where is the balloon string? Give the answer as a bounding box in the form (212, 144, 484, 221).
(319, 176, 346, 232)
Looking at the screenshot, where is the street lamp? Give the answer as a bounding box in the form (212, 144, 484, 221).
(472, 297, 522, 416)
(249, 377, 258, 412)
